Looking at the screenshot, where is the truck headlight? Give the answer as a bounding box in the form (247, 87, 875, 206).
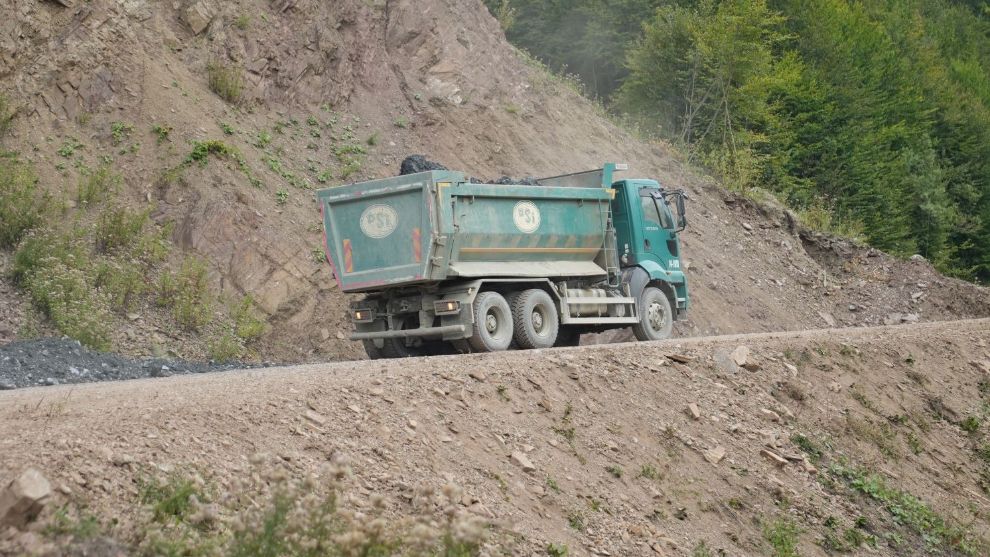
(433, 300, 461, 315)
(353, 308, 374, 322)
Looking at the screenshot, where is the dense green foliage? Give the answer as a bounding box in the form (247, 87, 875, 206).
(486, 0, 990, 281)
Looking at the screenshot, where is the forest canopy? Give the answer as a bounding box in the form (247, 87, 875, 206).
(484, 0, 990, 283)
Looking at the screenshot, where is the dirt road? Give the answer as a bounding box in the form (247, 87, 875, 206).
(2, 320, 990, 555)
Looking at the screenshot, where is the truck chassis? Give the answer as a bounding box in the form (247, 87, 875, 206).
(351, 270, 683, 358)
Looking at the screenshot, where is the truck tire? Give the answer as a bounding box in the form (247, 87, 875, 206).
(505, 292, 521, 349)
(511, 289, 559, 349)
(379, 315, 425, 358)
(632, 287, 674, 341)
(363, 339, 386, 360)
(468, 291, 514, 352)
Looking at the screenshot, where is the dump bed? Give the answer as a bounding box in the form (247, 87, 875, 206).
(318, 170, 614, 293)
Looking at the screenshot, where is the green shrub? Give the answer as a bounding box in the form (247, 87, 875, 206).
(158, 257, 213, 330)
(95, 205, 149, 253)
(139, 474, 204, 523)
(796, 202, 866, 243)
(95, 260, 147, 313)
(57, 137, 84, 158)
(226, 464, 486, 557)
(132, 221, 173, 265)
(208, 331, 243, 362)
(51, 463, 495, 555)
(186, 139, 236, 166)
(0, 154, 47, 248)
(334, 144, 367, 158)
(45, 505, 102, 540)
(233, 296, 265, 342)
(77, 164, 120, 207)
(12, 229, 86, 284)
(961, 416, 981, 433)
(206, 61, 244, 104)
(764, 518, 801, 557)
(829, 463, 983, 553)
(110, 121, 133, 145)
(151, 124, 172, 144)
(14, 231, 112, 351)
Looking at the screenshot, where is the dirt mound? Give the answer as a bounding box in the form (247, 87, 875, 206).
(1, 320, 989, 555)
(0, 0, 986, 363)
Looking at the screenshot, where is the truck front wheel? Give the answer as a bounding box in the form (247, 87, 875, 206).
(511, 289, 559, 349)
(468, 292, 514, 352)
(632, 287, 674, 341)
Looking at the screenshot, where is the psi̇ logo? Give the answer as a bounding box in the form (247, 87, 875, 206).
(513, 201, 541, 233)
(360, 204, 398, 238)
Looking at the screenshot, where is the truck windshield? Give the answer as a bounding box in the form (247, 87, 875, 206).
(640, 192, 673, 229)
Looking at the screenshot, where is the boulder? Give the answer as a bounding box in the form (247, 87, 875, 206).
(183, 1, 214, 35)
(730, 346, 750, 368)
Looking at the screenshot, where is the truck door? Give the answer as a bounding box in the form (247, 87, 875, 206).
(637, 188, 680, 271)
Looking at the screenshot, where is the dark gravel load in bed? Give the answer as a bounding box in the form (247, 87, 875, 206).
(0, 338, 256, 390)
(399, 155, 537, 184)
(399, 155, 449, 175)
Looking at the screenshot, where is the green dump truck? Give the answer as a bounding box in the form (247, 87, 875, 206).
(317, 163, 689, 358)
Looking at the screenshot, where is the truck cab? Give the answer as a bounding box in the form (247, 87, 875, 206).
(611, 179, 689, 318)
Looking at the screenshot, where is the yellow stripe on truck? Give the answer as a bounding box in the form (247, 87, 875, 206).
(460, 247, 600, 254)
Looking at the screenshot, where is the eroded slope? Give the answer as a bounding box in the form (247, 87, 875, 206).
(0, 0, 987, 362)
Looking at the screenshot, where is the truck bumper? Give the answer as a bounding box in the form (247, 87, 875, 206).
(349, 324, 467, 341)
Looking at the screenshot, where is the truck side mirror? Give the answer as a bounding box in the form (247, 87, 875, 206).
(675, 193, 687, 232)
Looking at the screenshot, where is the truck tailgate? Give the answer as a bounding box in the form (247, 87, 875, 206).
(318, 173, 440, 292)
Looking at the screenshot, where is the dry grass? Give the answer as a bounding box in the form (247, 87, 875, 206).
(48, 459, 494, 556)
(206, 61, 245, 104)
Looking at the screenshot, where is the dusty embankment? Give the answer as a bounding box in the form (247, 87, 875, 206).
(2, 320, 990, 555)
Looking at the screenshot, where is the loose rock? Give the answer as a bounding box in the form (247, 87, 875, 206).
(510, 451, 536, 473)
(760, 449, 789, 468)
(0, 468, 52, 528)
(730, 346, 750, 368)
(685, 403, 701, 420)
(703, 446, 726, 465)
(305, 410, 327, 426)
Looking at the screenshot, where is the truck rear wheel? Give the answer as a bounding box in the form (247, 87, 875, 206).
(363, 339, 386, 360)
(632, 287, 673, 341)
(378, 315, 425, 358)
(468, 292, 513, 352)
(511, 289, 559, 349)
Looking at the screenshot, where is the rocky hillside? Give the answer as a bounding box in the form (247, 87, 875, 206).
(2, 320, 990, 555)
(1, 0, 988, 362)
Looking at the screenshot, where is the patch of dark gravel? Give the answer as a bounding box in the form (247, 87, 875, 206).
(0, 338, 262, 390)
